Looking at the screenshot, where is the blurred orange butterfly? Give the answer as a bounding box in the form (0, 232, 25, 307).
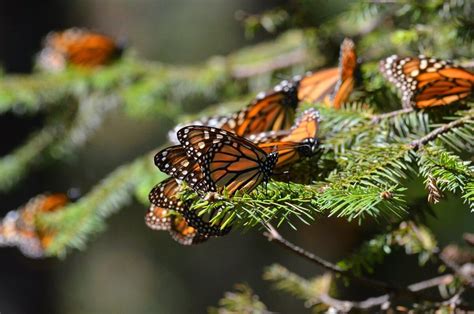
(380, 55, 474, 108)
(296, 38, 358, 109)
(37, 27, 124, 72)
(250, 108, 321, 169)
(0, 193, 68, 258)
(147, 178, 230, 244)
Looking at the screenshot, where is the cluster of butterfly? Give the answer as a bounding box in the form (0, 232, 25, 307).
(1, 28, 473, 255)
(147, 50, 473, 244)
(146, 38, 364, 245)
(0, 194, 68, 258)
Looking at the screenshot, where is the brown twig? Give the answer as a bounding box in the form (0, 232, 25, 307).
(371, 107, 414, 123)
(316, 274, 454, 311)
(411, 114, 473, 149)
(262, 223, 437, 300)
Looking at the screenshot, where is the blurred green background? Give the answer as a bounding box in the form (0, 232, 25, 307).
(0, 1, 472, 313)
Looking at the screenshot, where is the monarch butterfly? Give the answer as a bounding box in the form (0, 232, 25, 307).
(37, 28, 123, 72)
(380, 55, 474, 109)
(296, 38, 358, 109)
(0, 193, 68, 258)
(254, 108, 321, 169)
(176, 126, 279, 197)
(147, 178, 230, 243)
(168, 80, 299, 144)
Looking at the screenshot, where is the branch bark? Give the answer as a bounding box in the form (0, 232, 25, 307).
(262, 223, 441, 302)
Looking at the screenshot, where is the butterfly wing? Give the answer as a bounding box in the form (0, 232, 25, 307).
(380, 55, 474, 108)
(154, 145, 210, 192)
(296, 68, 340, 103)
(147, 178, 210, 244)
(229, 80, 299, 136)
(167, 114, 232, 144)
(257, 108, 320, 169)
(331, 38, 357, 109)
(177, 126, 278, 196)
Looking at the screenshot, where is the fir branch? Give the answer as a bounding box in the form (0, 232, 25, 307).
(318, 274, 455, 312)
(417, 145, 474, 208)
(371, 107, 414, 123)
(187, 181, 321, 230)
(50, 93, 120, 156)
(0, 125, 59, 192)
(338, 221, 438, 275)
(263, 264, 333, 310)
(209, 283, 270, 314)
(0, 93, 119, 192)
(411, 110, 474, 150)
(263, 223, 443, 303)
(0, 72, 71, 114)
(37, 150, 156, 257)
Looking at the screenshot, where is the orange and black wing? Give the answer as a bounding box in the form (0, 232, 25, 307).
(168, 80, 298, 142)
(297, 38, 358, 109)
(154, 145, 208, 192)
(331, 38, 358, 109)
(147, 204, 208, 245)
(296, 68, 340, 103)
(380, 55, 474, 108)
(148, 178, 230, 239)
(223, 80, 299, 136)
(257, 108, 320, 169)
(177, 126, 279, 196)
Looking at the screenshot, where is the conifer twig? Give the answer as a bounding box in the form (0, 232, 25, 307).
(262, 223, 436, 300)
(371, 107, 414, 123)
(317, 274, 454, 311)
(411, 113, 473, 149)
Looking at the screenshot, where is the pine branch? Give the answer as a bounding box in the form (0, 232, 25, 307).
(263, 264, 333, 310)
(411, 111, 474, 150)
(338, 221, 438, 275)
(263, 223, 444, 303)
(0, 125, 59, 192)
(37, 150, 156, 257)
(318, 274, 456, 312)
(209, 283, 270, 314)
(417, 145, 474, 209)
(0, 93, 119, 192)
(187, 181, 321, 230)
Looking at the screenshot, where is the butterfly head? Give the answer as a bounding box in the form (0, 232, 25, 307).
(297, 137, 320, 157)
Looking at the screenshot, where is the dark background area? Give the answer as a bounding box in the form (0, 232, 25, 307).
(0, 1, 472, 313)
